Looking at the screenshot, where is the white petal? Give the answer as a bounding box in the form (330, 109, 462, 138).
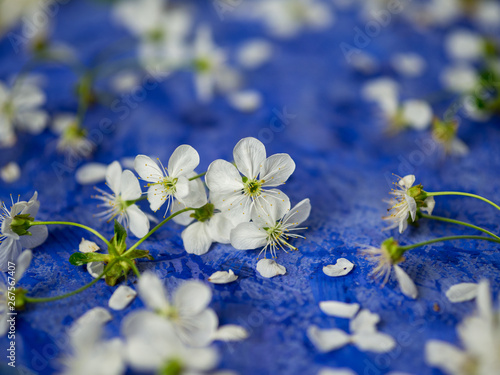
(450, 138, 469, 156)
(420, 196, 435, 215)
(236, 39, 273, 69)
(11, 83, 45, 109)
(137, 272, 170, 311)
(106, 161, 122, 195)
(230, 222, 268, 250)
(181, 222, 213, 255)
(76, 307, 112, 326)
(178, 308, 218, 347)
(208, 269, 238, 284)
(394, 265, 418, 299)
(446, 283, 479, 303)
(147, 184, 168, 212)
(322, 258, 354, 277)
(282, 198, 311, 228)
(174, 280, 212, 316)
(256, 259, 286, 278)
(120, 170, 142, 201)
(349, 309, 380, 335)
(134, 155, 164, 182)
(168, 145, 200, 177)
(79, 238, 100, 253)
(307, 326, 350, 353)
(108, 285, 137, 310)
(399, 175, 415, 189)
(260, 153, 295, 187)
(352, 332, 396, 353)
(171, 198, 195, 226)
(402, 100, 432, 130)
(405, 195, 417, 223)
(446, 30, 482, 61)
(251, 188, 290, 223)
(14, 110, 48, 133)
(441, 65, 478, 93)
(319, 301, 360, 319)
(425, 340, 468, 374)
(14, 250, 32, 280)
(186, 346, 219, 371)
(1, 162, 21, 183)
(233, 137, 266, 179)
(391, 53, 426, 77)
(75, 163, 108, 185)
(318, 368, 356, 375)
(362, 77, 399, 103)
(475, 280, 493, 320)
(211, 325, 248, 342)
(88, 261, 105, 278)
(126, 204, 150, 238)
(228, 90, 262, 112)
(205, 159, 244, 194)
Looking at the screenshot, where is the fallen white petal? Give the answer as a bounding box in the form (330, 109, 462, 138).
(323, 258, 354, 277)
(211, 325, 249, 342)
(208, 269, 238, 284)
(79, 238, 100, 253)
(446, 283, 479, 303)
(394, 265, 418, 299)
(1, 162, 21, 183)
(318, 368, 356, 375)
(319, 301, 360, 319)
(256, 259, 286, 278)
(88, 261, 105, 278)
(108, 285, 137, 310)
(76, 307, 112, 326)
(237, 39, 273, 69)
(75, 163, 108, 185)
(307, 326, 350, 353)
(228, 90, 262, 112)
(349, 309, 380, 334)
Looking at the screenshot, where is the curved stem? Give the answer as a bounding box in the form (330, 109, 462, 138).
(189, 172, 206, 181)
(123, 258, 141, 278)
(25, 259, 119, 304)
(400, 235, 500, 252)
(124, 208, 194, 254)
(426, 191, 500, 212)
(420, 213, 500, 241)
(31, 221, 110, 247)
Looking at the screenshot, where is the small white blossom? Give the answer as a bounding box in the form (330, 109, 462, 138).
(207, 137, 295, 226)
(122, 272, 218, 347)
(0, 162, 21, 183)
(52, 113, 94, 158)
(0, 192, 47, 271)
(230, 198, 310, 258)
(94, 161, 150, 238)
(445, 29, 483, 62)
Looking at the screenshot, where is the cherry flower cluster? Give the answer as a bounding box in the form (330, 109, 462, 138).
(361, 174, 500, 299)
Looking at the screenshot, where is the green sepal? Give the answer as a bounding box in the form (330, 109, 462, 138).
(69, 252, 108, 266)
(104, 260, 132, 286)
(190, 203, 215, 223)
(109, 220, 128, 256)
(14, 288, 28, 311)
(124, 249, 154, 261)
(10, 214, 35, 236)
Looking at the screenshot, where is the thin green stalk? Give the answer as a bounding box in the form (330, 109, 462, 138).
(122, 258, 141, 278)
(400, 235, 500, 252)
(124, 208, 194, 255)
(189, 172, 206, 181)
(426, 191, 500, 212)
(31, 221, 110, 247)
(420, 213, 500, 241)
(25, 259, 119, 304)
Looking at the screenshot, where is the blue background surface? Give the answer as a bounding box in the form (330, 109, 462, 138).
(0, 1, 499, 374)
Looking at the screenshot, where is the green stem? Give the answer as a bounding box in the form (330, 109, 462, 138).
(426, 191, 500, 212)
(420, 213, 500, 241)
(189, 172, 206, 181)
(31, 221, 110, 247)
(124, 208, 194, 255)
(123, 258, 141, 278)
(25, 259, 119, 304)
(400, 235, 500, 252)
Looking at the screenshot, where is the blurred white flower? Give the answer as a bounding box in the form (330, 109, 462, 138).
(0, 192, 47, 271)
(206, 137, 294, 224)
(253, 0, 334, 38)
(0, 79, 48, 147)
(391, 53, 426, 77)
(426, 280, 500, 375)
(122, 272, 218, 347)
(0, 162, 21, 183)
(445, 29, 483, 62)
(236, 39, 273, 69)
(230, 198, 310, 258)
(52, 113, 94, 158)
(94, 161, 150, 238)
(441, 65, 479, 93)
(134, 146, 207, 215)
